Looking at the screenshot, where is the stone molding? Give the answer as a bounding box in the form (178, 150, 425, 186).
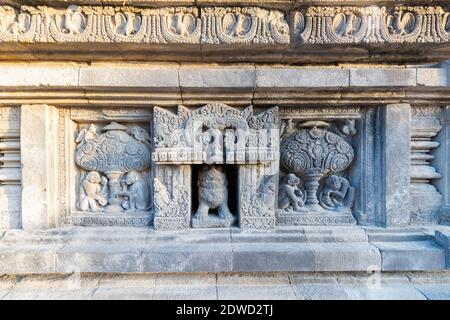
(0, 4, 450, 46)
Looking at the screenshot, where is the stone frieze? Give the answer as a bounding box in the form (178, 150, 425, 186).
(0, 4, 450, 45)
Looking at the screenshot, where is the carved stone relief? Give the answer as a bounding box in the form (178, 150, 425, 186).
(278, 117, 357, 226)
(74, 121, 151, 214)
(56, 108, 153, 227)
(0, 107, 21, 229)
(1, 4, 449, 45)
(410, 106, 443, 224)
(153, 103, 278, 230)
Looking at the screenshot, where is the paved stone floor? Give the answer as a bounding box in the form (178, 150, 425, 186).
(0, 272, 449, 300)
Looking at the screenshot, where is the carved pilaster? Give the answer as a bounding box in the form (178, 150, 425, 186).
(0, 106, 21, 229)
(410, 106, 443, 224)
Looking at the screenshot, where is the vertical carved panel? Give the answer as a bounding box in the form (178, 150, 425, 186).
(0, 107, 21, 229)
(410, 106, 443, 224)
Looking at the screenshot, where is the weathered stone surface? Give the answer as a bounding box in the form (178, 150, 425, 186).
(291, 284, 350, 300)
(378, 104, 412, 227)
(79, 65, 180, 90)
(92, 287, 154, 300)
(372, 241, 446, 271)
(256, 68, 349, 88)
(231, 242, 381, 272)
(350, 69, 417, 87)
(341, 285, 426, 300)
(414, 285, 450, 300)
(180, 66, 256, 90)
(0, 64, 79, 87)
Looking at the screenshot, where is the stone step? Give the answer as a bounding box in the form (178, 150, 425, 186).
(370, 240, 446, 271)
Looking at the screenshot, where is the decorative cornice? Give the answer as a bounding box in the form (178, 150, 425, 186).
(0, 4, 449, 44)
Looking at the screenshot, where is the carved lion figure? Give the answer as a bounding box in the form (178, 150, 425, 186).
(193, 165, 233, 222)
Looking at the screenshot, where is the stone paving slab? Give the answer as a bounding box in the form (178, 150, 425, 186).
(414, 285, 450, 300)
(0, 272, 448, 300)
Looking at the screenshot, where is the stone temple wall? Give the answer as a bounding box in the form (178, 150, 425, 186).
(0, 0, 449, 279)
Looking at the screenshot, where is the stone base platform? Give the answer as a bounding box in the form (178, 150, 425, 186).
(1, 272, 450, 300)
(0, 226, 448, 274)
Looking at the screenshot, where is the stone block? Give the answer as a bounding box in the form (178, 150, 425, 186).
(417, 68, 448, 87)
(291, 284, 350, 300)
(153, 286, 217, 300)
(341, 285, 426, 300)
(3, 289, 95, 300)
(378, 104, 411, 227)
(350, 68, 416, 87)
(79, 64, 180, 90)
(0, 64, 79, 87)
(256, 68, 349, 88)
(0, 245, 60, 274)
(0, 290, 10, 300)
(55, 245, 144, 273)
(218, 273, 290, 286)
(142, 244, 233, 272)
(231, 242, 381, 272)
(97, 274, 156, 288)
(156, 273, 216, 286)
(217, 285, 296, 300)
(92, 287, 155, 300)
(21, 105, 59, 230)
(434, 231, 450, 268)
(179, 66, 256, 90)
(372, 241, 446, 271)
(414, 285, 450, 300)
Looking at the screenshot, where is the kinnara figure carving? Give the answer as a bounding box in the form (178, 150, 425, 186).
(75, 122, 151, 213)
(119, 171, 151, 211)
(278, 173, 306, 212)
(192, 165, 235, 228)
(78, 171, 108, 212)
(319, 175, 355, 212)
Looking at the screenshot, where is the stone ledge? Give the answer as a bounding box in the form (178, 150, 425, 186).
(0, 226, 448, 274)
(3, 64, 448, 90)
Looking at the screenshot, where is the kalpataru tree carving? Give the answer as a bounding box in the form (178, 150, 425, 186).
(75, 122, 151, 214)
(153, 103, 278, 230)
(279, 120, 356, 225)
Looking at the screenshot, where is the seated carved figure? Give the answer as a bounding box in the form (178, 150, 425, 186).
(193, 165, 234, 226)
(278, 173, 306, 212)
(78, 171, 108, 212)
(119, 171, 151, 211)
(319, 175, 355, 211)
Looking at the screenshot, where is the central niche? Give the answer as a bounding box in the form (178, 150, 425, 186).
(152, 103, 279, 230)
(191, 164, 238, 228)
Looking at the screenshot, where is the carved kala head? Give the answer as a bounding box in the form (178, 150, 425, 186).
(75, 122, 151, 174)
(280, 121, 354, 177)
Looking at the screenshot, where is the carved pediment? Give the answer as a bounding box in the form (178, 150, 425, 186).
(153, 103, 278, 164)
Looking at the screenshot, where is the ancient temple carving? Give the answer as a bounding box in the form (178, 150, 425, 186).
(1, 4, 448, 45)
(278, 173, 307, 212)
(153, 103, 279, 230)
(75, 122, 151, 214)
(153, 104, 278, 164)
(192, 165, 235, 228)
(410, 106, 443, 224)
(279, 120, 356, 225)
